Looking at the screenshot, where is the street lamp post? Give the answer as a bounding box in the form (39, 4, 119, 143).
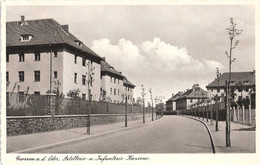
(125, 87, 128, 127)
(216, 68, 220, 132)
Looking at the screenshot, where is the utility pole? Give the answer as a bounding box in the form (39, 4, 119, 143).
(225, 17, 242, 147)
(86, 61, 95, 135)
(149, 88, 154, 121)
(141, 85, 146, 123)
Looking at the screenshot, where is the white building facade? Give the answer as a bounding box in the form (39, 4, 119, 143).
(6, 16, 102, 100)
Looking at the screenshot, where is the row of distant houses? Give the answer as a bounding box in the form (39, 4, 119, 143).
(6, 16, 135, 103)
(166, 72, 255, 111)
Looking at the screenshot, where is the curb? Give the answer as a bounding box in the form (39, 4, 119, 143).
(181, 115, 216, 154)
(13, 117, 163, 153)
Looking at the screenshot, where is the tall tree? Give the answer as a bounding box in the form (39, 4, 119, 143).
(225, 17, 243, 147)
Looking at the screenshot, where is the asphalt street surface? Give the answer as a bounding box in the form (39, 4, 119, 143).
(39, 116, 213, 153)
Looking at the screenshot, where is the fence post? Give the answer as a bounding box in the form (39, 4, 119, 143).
(242, 106, 245, 124)
(233, 107, 236, 122)
(206, 105, 209, 122)
(46, 93, 56, 118)
(237, 106, 240, 123)
(249, 104, 252, 125)
(210, 104, 213, 125)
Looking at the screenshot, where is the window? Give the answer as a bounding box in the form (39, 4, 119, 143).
(128, 87, 130, 91)
(54, 51, 58, 57)
(100, 88, 102, 93)
(245, 88, 249, 92)
(54, 71, 58, 79)
(74, 73, 77, 83)
(34, 71, 40, 81)
(211, 89, 213, 92)
(82, 75, 86, 85)
(19, 92, 25, 103)
(217, 89, 220, 92)
(114, 78, 116, 84)
(110, 88, 112, 95)
(110, 76, 112, 83)
(19, 52, 25, 62)
(74, 55, 77, 64)
(34, 91, 40, 95)
(118, 79, 119, 84)
(75, 40, 83, 47)
(190, 99, 193, 103)
(34, 52, 40, 61)
(6, 54, 9, 63)
(82, 58, 86, 66)
(128, 95, 129, 100)
(118, 89, 119, 96)
(18, 71, 24, 82)
(82, 93, 86, 100)
(244, 81, 249, 84)
(6, 72, 9, 82)
(114, 89, 116, 95)
(21, 34, 33, 42)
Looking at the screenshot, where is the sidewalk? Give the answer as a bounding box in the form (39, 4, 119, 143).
(189, 116, 256, 153)
(7, 115, 160, 153)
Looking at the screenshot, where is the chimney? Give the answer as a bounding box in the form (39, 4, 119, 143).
(61, 25, 69, 33)
(21, 15, 25, 22)
(172, 93, 174, 97)
(102, 57, 106, 61)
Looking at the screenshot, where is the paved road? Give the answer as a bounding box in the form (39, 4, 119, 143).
(39, 116, 213, 153)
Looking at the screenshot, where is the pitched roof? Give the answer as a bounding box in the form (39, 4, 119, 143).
(101, 60, 125, 78)
(166, 92, 182, 102)
(6, 18, 101, 60)
(206, 72, 255, 88)
(123, 78, 135, 88)
(175, 86, 207, 101)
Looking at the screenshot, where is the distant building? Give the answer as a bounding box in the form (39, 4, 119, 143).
(175, 84, 208, 110)
(6, 16, 102, 100)
(100, 59, 125, 103)
(123, 78, 135, 103)
(166, 92, 182, 111)
(206, 71, 255, 102)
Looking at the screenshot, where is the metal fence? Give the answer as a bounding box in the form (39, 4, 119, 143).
(6, 93, 153, 116)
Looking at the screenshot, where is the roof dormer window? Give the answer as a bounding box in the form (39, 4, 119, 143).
(109, 66, 114, 71)
(75, 40, 83, 47)
(244, 81, 249, 84)
(20, 34, 33, 42)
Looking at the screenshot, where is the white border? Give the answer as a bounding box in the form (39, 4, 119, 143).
(1, 1, 259, 165)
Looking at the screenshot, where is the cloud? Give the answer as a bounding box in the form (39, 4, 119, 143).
(91, 37, 224, 100)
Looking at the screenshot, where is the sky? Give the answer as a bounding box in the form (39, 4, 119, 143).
(6, 5, 255, 103)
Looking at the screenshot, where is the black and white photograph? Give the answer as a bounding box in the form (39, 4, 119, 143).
(1, 1, 259, 165)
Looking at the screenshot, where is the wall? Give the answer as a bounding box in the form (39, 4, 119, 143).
(6, 52, 60, 94)
(7, 113, 154, 136)
(102, 74, 124, 103)
(207, 88, 253, 101)
(124, 86, 134, 103)
(62, 51, 101, 101)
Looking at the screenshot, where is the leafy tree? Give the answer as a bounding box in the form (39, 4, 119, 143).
(67, 89, 81, 99)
